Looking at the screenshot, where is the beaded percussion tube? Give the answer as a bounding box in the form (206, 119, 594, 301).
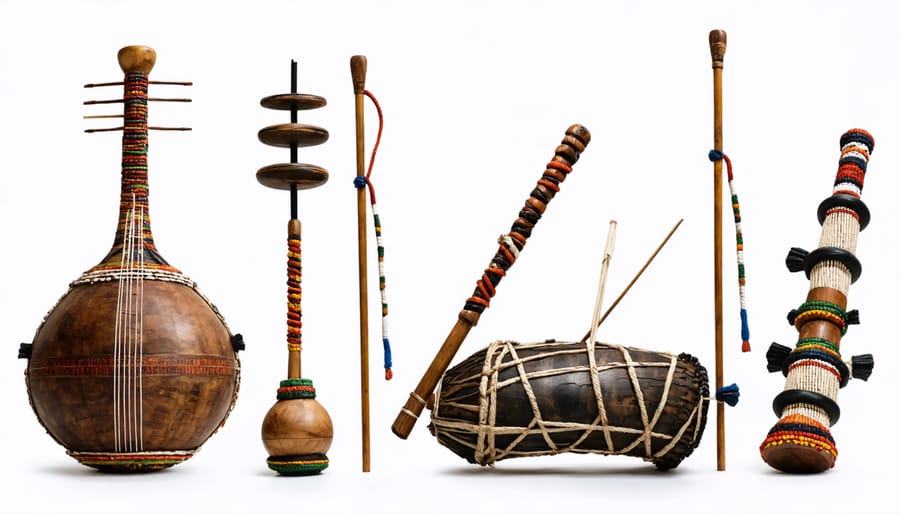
(257, 61, 334, 476)
(760, 129, 875, 473)
(392, 125, 591, 439)
(19, 46, 242, 472)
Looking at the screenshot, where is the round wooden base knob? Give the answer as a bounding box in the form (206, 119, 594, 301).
(261, 380, 333, 475)
(762, 443, 835, 474)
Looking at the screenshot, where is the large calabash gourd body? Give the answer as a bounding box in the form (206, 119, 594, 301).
(22, 46, 241, 472)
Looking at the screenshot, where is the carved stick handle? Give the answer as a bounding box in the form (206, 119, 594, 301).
(391, 124, 591, 439)
(351, 55, 367, 95)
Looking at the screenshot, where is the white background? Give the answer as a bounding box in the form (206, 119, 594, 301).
(1, 1, 899, 513)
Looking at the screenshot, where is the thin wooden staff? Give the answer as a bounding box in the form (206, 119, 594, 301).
(709, 28, 727, 472)
(351, 55, 371, 472)
(579, 218, 683, 343)
(391, 124, 591, 439)
(587, 220, 617, 348)
(84, 80, 193, 87)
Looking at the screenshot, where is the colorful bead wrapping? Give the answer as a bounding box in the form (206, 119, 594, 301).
(462, 158, 576, 314)
(276, 378, 316, 400)
(266, 453, 329, 476)
(707, 150, 750, 352)
(85, 70, 181, 276)
(460, 126, 589, 318)
(353, 89, 393, 379)
(762, 414, 838, 459)
(287, 235, 302, 353)
(69, 450, 194, 473)
(760, 129, 874, 471)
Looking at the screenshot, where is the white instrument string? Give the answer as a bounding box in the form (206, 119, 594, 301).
(124, 195, 136, 451)
(137, 204, 145, 451)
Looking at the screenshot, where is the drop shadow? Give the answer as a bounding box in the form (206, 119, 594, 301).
(440, 462, 688, 477)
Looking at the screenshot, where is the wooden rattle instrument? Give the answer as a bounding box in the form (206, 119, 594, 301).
(256, 60, 334, 476)
(760, 129, 875, 473)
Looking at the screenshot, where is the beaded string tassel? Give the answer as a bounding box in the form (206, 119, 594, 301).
(257, 60, 334, 476)
(760, 129, 875, 474)
(353, 89, 393, 380)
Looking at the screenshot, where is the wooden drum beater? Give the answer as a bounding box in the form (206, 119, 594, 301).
(760, 129, 875, 473)
(257, 60, 334, 476)
(392, 125, 591, 439)
(18, 46, 242, 472)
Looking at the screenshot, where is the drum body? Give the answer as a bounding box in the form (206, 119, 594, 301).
(430, 339, 708, 470)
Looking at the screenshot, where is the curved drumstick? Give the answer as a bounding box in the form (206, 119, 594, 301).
(391, 124, 591, 439)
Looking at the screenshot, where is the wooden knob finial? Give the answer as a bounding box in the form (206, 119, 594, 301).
(350, 55, 367, 94)
(709, 30, 727, 67)
(118, 46, 157, 73)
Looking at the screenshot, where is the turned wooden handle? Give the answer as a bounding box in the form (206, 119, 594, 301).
(709, 30, 727, 68)
(351, 55, 367, 94)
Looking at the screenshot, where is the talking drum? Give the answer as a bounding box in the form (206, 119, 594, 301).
(18, 46, 241, 472)
(430, 339, 709, 470)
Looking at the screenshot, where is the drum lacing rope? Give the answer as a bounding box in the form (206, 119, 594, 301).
(708, 149, 751, 353)
(353, 89, 393, 380)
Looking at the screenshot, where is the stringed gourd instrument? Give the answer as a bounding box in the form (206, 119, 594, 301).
(18, 46, 242, 472)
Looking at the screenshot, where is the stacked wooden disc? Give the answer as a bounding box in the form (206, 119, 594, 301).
(257, 62, 334, 476)
(256, 93, 329, 190)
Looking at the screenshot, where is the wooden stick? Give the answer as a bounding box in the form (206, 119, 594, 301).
(83, 97, 191, 104)
(709, 28, 727, 472)
(391, 124, 591, 439)
(587, 220, 617, 348)
(84, 126, 191, 133)
(287, 219, 302, 379)
(351, 55, 371, 473)
(580, 218, 683, 343)
(287, 61, 302, 381)
(84, 80, 193, 87)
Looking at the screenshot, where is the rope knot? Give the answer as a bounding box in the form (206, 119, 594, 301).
(353, 176, 368, 189)
(708, 149, 725, 162)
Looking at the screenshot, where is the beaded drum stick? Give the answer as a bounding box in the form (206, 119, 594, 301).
(391, 125, 591, 439)
(257, 61, 334, 476)
(760, 129, 875, 473)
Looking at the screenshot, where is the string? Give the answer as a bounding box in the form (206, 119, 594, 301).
(137, 204, 145, 450)
(708, 150, 750, 352)
(115, 195, 143, 451)
(353, 89, 393, 380)
(113, 205, 127, 451)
